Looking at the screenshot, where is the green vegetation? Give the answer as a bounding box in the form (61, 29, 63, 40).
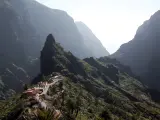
(59, 74, 160, 120)
(1, 73, 160, 120)
(35, 109, 54, 120)
(23, 84, 29, 90)
(0, 95, 22, 119)
(80, 60, 93, 73)
(62, 77, 107, 119)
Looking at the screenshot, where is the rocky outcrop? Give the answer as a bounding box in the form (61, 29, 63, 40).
(40, 34, 86, 77)
(0, 79, 15, 100)
(40, 34, 56, 76)
(84, 57, 119, 83)
(1, 63, 30, 91)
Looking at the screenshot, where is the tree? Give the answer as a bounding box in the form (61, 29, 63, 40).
(100, 109, 112, 120)
(66, 98, 76, 114)
(75, 96, 81, 117)
(95, 98, 99, 112)
(35, 109, 54, 120)
(132, 112, 141, 120)
(65, 97, 81, 118)
(41, 75, 46, 82)
(59, 81, 63, 90)
(23, 84, 28, 90)
(95, 98, 99, 106)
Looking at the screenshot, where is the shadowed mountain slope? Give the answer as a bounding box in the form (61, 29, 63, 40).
(111, 10, 160, 91)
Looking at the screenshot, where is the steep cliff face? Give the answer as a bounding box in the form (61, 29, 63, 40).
(0, 0, 34, 94)
(76, 22, 109, 57)
(9, 0, 103, 58)
(112, 10, 160, 91)
(0, 78, 15, 100)
(40, 34, 87, 77)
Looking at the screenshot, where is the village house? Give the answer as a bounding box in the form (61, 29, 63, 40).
(23, 88, 43, 97)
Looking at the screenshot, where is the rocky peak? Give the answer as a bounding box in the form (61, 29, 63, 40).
(40, 34, 86, 77)
(45, 34, 56, 46)
(40, 34, 56, 76)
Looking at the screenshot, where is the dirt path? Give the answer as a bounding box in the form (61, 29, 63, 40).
(35, 75, 63, 109)
(40, 77, 62, 95)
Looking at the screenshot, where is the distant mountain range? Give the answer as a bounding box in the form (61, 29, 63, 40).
(0, 0, 109, 98)
(112, 10, 160, 91)
(8, 0, 109, 58)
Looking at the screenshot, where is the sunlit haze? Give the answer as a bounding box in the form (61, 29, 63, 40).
(36, 0, 160, 54)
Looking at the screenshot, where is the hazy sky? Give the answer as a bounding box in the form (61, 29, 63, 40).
(36, 0, 160, 54)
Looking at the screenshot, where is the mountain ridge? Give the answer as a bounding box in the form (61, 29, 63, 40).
(1, 34, 160, 120)
(111, 10, 160, 91)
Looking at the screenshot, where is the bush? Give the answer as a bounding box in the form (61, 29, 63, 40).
(23, 84, 28, 90)
(35, 109, 54, 120)
(100, 109, 112, 120)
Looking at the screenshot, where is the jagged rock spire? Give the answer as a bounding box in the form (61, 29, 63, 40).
(40, 34, 56, 76)
(45, 34, 55, 45)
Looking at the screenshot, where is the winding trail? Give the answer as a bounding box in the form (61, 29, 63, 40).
(34, 75, 63, 109)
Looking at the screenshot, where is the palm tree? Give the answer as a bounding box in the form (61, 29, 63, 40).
(35, 109, 55, 120)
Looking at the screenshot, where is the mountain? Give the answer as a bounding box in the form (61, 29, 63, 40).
(112, 10, 160, 91)
(1, 34, 160, 120)
(0, 79, 15, 100)
(8, 0, 109, 58)
(0, 0, 37, 94)
(0, 0, 109, 97)
(76, 22, 109, 57)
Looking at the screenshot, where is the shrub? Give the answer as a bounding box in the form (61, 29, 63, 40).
(100, 109, 112, 120)
(35, 109, 54, 120)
